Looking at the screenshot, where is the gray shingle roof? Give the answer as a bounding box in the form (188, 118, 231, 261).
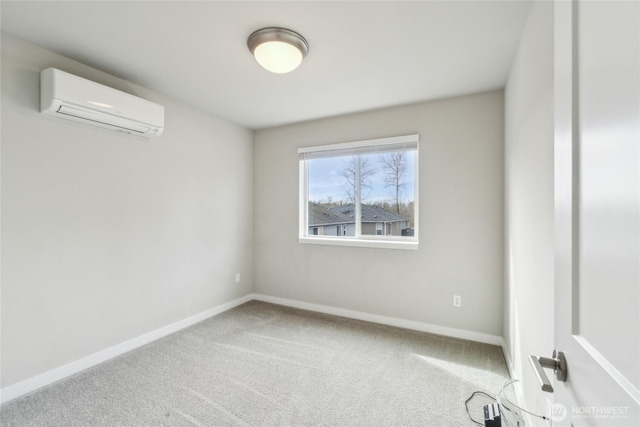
(309, 203, 407, 226)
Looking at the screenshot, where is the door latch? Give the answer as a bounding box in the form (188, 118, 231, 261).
(529, 350, 567, 393)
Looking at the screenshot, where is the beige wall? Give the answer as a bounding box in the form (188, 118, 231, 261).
(254, 91, 505, 336)
(0, 34, 254, 387)
(503, 1, 554, 418)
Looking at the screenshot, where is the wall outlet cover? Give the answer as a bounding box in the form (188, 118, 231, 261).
(453, 295, 462, 307)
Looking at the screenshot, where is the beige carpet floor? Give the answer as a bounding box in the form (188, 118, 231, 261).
(0, 301, 511, 426)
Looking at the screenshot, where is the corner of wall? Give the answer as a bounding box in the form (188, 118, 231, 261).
(503, 0, 555, 421)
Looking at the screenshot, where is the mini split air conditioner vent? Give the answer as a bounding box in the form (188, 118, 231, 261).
(40, 68, 164, 138)
(56, 105, 151, 135)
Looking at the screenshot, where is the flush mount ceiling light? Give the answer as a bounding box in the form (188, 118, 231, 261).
(247, 27, 309, 74)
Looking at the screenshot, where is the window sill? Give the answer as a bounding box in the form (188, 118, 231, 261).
(299, 237, 419, 250)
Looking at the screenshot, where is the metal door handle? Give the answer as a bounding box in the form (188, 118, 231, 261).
(529, 350, 567, 393)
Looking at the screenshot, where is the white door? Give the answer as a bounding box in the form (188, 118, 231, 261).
(552, 0, 639, 425)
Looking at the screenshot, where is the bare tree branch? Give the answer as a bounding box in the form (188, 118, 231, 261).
(379, 151, 407, 213)
(341, 156, 375, 203)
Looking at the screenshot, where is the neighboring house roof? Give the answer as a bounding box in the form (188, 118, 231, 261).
(309, 203, 407, 226)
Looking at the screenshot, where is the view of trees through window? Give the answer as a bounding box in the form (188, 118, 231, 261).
(307, 148, 416, 238)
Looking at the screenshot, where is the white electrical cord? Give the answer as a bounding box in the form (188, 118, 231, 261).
(496, 379, 552, 426)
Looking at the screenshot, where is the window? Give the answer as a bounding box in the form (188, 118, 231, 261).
(299, 134, 419, 250)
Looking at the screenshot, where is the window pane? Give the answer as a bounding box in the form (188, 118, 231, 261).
(307, 156, 355, 237)
(360, 150, 415, 237)
(300, 134, 418, 247)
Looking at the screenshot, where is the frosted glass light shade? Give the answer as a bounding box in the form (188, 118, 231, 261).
(254, 41, 303, 74)
(248, 28, 308, 74)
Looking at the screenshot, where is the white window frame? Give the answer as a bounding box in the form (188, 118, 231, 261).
(299, 134, 419, 250)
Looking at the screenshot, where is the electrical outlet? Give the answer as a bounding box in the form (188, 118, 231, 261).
(235, 273, 241, 283)
(453, 295, 462, 307)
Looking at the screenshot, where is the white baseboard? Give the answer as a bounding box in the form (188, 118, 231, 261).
(2, 292, 505, 405)
(252, 293, 503, 346)
(499, 338, 535, 426)
(501, 338, 516, 379)
(0, 294, 253, 404)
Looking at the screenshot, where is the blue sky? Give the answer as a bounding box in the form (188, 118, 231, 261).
(308, 152, 415, 204)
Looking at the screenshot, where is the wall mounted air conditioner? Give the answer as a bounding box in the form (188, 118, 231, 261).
(40, 68, 164, 137)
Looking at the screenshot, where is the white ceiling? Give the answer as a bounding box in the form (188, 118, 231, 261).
(1, 1, 532, 130)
